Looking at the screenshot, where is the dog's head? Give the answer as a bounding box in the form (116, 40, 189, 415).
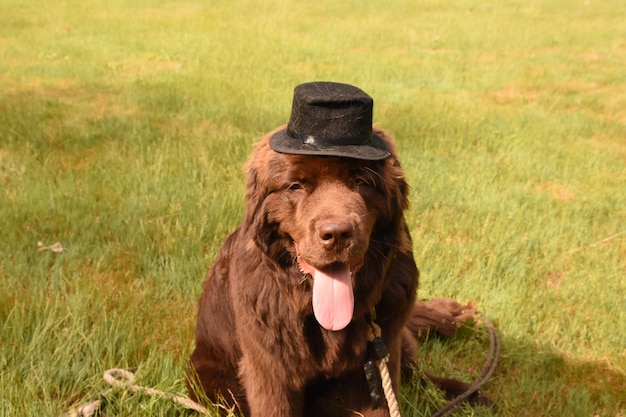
(243, 126, 411, 330)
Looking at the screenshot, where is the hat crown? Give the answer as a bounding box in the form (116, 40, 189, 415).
(269, 82, 391, 160)
(287, 82, 373, 146)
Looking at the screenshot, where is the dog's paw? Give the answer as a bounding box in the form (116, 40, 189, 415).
(408, 298, 477, 338)
(424, 298, 477, 324)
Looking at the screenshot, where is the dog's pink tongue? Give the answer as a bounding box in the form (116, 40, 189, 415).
(312, 264, 354, 331)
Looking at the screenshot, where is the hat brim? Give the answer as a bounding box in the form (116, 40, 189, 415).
(268, 128, 391, 161)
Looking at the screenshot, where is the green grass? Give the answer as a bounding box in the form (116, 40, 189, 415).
(1, 0, 624, 416)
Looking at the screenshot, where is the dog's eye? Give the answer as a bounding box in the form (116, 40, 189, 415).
(288, 182, 303, 191)
(354, 177, 371, 188)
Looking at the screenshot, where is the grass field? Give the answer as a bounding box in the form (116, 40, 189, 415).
(1, 0, 625, 416)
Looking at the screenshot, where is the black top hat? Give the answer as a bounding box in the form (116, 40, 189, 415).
(269, 82, 391, 160)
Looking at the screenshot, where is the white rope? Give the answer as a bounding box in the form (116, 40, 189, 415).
(103, 369, 209, 414)
(377, 357, 403, 417)
(64, 369, 209, 417)
(66, 398, 103, 417)
(366, 320, 403, 417)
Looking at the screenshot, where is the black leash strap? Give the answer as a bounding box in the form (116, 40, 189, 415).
(364, 321, 388, 409)
(431, 312, 501, 417)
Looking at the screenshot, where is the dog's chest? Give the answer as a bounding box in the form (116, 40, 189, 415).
(300, 316, 370, 377)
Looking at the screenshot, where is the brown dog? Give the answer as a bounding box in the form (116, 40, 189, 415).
(188, 82, 480, 417)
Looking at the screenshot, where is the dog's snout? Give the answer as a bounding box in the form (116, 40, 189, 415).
(318, 222, 353, 251)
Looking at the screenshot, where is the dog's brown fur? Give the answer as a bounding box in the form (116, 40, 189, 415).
(188, 127, 480, 417)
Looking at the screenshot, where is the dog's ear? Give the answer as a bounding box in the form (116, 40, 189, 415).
(243, 132, 292, 264)
(387, 156, 410, 215)
(368, 128, 413, 254)
(243, 127, 285, 224)
(249, 205, 276, 252)
(374, 128, 410, 219)
(244, 157, 267, 227)
(244, 139, 272, 242)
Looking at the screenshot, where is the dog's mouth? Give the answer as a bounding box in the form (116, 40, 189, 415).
(296, 253, 364, 332)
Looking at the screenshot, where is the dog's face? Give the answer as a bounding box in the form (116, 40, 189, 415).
(244, 127, 410, 330)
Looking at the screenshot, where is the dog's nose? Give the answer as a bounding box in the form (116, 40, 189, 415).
(318, 222, 353, 251)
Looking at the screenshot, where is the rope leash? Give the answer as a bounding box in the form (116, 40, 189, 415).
(365, 322, 403, 417)
(105, 369, 208, 414)
(377, 355, 403, 417)
(64, 369, 209, 417)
